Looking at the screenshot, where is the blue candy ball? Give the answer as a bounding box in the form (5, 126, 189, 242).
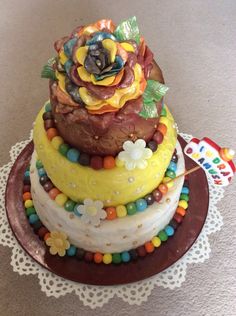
(181, 187, 189, 195)
(29, 214, 39, 224)
(167, 161, 177, 172)
(165, 225, 175, 236)
(24, 170, 30, 178)
(67, 245, 77, 256)
(74, 203, 82, 217)
(38, 168, 46, 177)
(45, 102, 52, 112)
(135, 199, 148, 212)
(121, 251, 131, 262)
(67, 148, 80, 162)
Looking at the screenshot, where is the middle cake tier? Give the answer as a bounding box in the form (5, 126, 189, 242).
(33, 105, 177, 207)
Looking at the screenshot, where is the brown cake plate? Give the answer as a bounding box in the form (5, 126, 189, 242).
(5, 136, 209, 286)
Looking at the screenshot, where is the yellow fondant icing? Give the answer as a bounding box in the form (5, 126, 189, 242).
(33, 105, 177, 207)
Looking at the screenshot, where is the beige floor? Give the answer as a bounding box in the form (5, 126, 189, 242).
(0, 0, 236, 315)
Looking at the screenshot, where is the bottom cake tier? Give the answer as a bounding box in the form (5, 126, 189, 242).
(30, 141, 185, 254)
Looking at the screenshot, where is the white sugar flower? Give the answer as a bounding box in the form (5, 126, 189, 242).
(118, 139, 153, 170)
(77, 199, 106, 226)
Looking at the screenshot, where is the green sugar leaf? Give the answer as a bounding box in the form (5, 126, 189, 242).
(41, 57, 57, 80)
(114, 16, 140, 44)
(139, 101, 158, 119)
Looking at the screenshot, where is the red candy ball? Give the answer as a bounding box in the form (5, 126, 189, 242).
(84, 251, 94, 262)
(153, 131, 164, 144)
(38, 227, 49, 239)
(137, 245, 147, 257)
(152, 189, 163, 202)
(23, 185, 31, 193)
(90, 156, 103, 170)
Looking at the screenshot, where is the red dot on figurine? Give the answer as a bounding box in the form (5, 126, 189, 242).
(90, 156, 103, 170)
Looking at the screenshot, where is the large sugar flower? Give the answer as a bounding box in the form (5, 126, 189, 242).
(45, 231, 70, 257)
(77, 199, 106, 226)
(118, 139, 153, 170)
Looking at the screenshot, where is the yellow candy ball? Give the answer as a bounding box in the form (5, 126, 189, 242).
(115, 157, 124, 167)
(103, 253, 112, 264)
(178, 200, 188, 209)
(24, 199, 33, 208)
(116, 205, 127, 218)
(51, 136, 64, 150)
(55, 193, 68, 206)
(151, 236, 161, 248)
(162, 177, 174, 189)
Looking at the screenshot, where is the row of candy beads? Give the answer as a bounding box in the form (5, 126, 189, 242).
(24, 165, 189, 264)
(42, 102, 167, 170)
(35, 150, 178, 220)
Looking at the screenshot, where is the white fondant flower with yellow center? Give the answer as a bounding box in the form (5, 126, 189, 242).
(118, 139, 153, 170)
(45, 231, 70, 257)
(78, 199, 107, 226)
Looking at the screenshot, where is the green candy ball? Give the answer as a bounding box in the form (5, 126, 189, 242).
(126, 202, 137, 215)
(36, 160, 43, 169)
(26, 207, 36, 217)
(59, 143, 70, 156)
(180, 194, 189, 202)
(158, 230, 168, 241)
(64, 200, 76, 212)
(112, 253, 122, 264)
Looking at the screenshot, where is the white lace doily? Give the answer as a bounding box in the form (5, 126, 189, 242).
(0, 131, 224, 309)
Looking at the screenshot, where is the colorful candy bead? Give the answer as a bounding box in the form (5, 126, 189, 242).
(43, 111, 53, 120)
(174, 213, 183, 223)
(169, 219, 179, 230)
(24, 170, 30, 178)
(23, 192, 32, 201)
(39, 175, 49, 185)
(47, 128, 58, 141)
(137, 246, 147, 257)
(126, 202, 137, 215)
(23, 185, 31, 193)
(26, 207, 36, 217)
(162, 177, 174, 189)
(158, 230, 168, 241)
(29, 214, 39, 224)
(44, 232, 51, 241)
(59, 143, 70, 156)
(158, 183, 168, 195)
(38, 227, 49, 239)
(79, 153, 90, 166)
(55, 193, 68, 206)
(67, 148, 80, 162)
(157, 123, 167, 136)
(44, 119, 55, 130)
(45, 102, 52, 112)
(90, 156, 103, 170)
(103, 253, 112, 264)
(144, 194, 155, 205)
(129, 249, 138, 261)
(32, 221, 42, 232)
(76, 248, 85, 260)
(171, 154, 178, 163)
(135, 199, 147, 212)
(64, 200, 76, 212)
(121, 251, 131, 262)
(74, 203, 82, 216)
(23, 177, 31, 185)
(24, 199, 33, 208)
(67, 245, 77, 256)
(153, 131, 164, 144)
(152, 189, 163, 202)
(165, 170, 176, 179)
(51, 136, 64, 150)
(36, 160, 43, 169)
(165, 225, 174, 236)
(180, 194, 189, 202)
(144, 242, 154, 253)
(178, 200, 188, 209)
(147, 140, 158, 152)
(94, 252, 103, 263)
(48, 188, 61, 200)
(181, 187, 189, 195)
(106, 207, 117, 220)
(103, 156, 116, 169)
(151, 236, 161, 247)
(168, 161, 177, 172)
(43, 181, 54, 192)
(84, 252, 94, 262)
(116, 205, 127, 218)
(176, 207, 186, 217)
(38, 168, 46, 177)
(112, 253, 122, 264)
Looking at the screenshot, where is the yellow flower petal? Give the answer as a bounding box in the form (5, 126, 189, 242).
(59, 50, 68, 65)
(79, 87, 103, 106)
(91, 74, 116, 86)
(102, 39, 117, 62)
(75, 46, 88, 65)
(81, 26, 99, 35)
(55, 71, 66, 93)
(77, 66, 92, 82)
(49, 246, 58, 255)
(45, 237, 53, 246)
(120, 42, 135, 53)
(58, 249, 66, 257)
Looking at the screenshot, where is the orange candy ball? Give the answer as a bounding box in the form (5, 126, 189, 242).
(157, 123, 167, 136)
(106, 207, 117, 220)
(176, 207, 186, 217)
(158, 183, 168, 195)
(94, 252, 103, 263)
(103, 156, 116, 169)
(145, 241, 155, 253)
(47, 128, 58, 141)
(44, 232, 51, 241)
(48, 188, 61, 200)
(23, 192, 32, 201)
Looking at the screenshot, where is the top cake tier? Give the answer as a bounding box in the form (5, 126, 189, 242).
(42, 17, 168, 156)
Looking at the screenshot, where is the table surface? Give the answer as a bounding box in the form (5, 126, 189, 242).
(0, 0, 235, 315)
